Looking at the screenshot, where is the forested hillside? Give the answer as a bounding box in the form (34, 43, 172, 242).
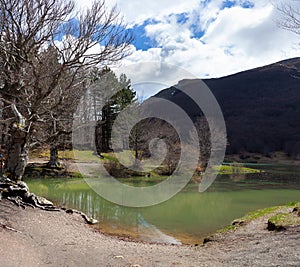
(155, 58, 300, 158)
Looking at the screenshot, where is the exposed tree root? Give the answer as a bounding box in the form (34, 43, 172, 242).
(0, 177, 60, 211)
(0, 176, 98, 224)
(62, 208, 98, 224)
(0, 222, 22, 233)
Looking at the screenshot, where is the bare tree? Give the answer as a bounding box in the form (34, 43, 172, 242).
(33, 58, 87, 167)
(276, 0, 300, 34)
(0, 0, 133, 181)
(193, 116, 227, 169)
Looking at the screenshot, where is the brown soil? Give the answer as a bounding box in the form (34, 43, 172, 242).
(1, 199, 300, 267)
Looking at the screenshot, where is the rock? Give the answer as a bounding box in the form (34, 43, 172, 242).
(292, 207, 300, 216)
(65, 209, 74, 214)
(87, 217, 98, 224)
(267, 220, 286, 231)
(114, 255, 124, 259)
(203, 236, 214, 244)
(36, 196, 53, 206)
(81, 213, 98, 225)
(292, 207, 299, 212)
(231, 219, 245, 226)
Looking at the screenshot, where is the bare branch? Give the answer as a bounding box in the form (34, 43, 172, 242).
(276, 0, 300, 34)
(0, 0, 133, 180)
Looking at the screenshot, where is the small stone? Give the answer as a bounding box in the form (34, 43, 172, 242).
(267, 220, 286, 231)
(114, 255, 124, 259)
(131, 265, 141, 267)
(292, 207, 300, 216)
(81, 213, 98, 224)
(292, 207, 299, 213)
(231, 219, 245, 226)
(89, 217, 98, 224)
(203, 237, 214, 244)
(66, 209, 74, 214)
(36, 196, 53, 206)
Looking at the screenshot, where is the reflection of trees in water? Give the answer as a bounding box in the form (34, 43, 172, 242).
(53, 189, 180, 243)
(229, 162, 246, 182)
(59, 190, 136, 224)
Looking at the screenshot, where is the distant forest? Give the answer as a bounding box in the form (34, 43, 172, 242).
(154, 57, 300, 159)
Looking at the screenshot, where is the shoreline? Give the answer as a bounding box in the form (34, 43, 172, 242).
(23, 158, 300, 247)
(1, 199, 300, 266)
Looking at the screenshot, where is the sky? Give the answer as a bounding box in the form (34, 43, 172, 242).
(74, 0, 300, 98)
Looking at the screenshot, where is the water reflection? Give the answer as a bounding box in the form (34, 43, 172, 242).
(26, 168, 300, 244)
(35, 183, 181, 244)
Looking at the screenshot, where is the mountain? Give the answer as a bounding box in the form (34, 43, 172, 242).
(153, 58, 300, 159)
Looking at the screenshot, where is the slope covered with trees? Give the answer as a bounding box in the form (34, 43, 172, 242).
(154, 57, 300, 159)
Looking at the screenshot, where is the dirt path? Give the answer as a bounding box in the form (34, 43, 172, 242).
(0, 199, 300, 267)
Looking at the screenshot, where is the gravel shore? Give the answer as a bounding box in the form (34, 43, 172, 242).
(0, 199, 299, 267)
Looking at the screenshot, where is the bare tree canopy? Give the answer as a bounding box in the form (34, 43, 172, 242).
(0, 0, 133, 69)
(0, 0, 133, 181)
(276, 0, 300, 34)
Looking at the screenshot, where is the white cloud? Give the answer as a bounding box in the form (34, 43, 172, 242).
(74, 0, 94, 9)
(75, 0, 200, 25)
(112, 0, 200, 26)
(113, 61, 197, 99)
(73, 0, 300, 97)
(199, 3, 300, 75)
(123, 1, 300, 78)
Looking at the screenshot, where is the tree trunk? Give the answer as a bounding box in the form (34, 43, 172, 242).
(47, 119, 61, 168)
(133, 136, 141, 170)
(94, 122, 103, 158)
(47, 145, 60, 168)
(6, 129, 29, 181)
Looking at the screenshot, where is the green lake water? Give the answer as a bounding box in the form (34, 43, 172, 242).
(25, 164, 300, 244)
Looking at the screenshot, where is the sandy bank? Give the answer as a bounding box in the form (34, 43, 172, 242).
(0, 199, 299, 267)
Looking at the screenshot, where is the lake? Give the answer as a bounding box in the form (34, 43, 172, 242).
(25, 164, 300, 244)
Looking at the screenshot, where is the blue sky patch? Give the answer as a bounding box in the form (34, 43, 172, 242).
(55, 1, 254, 53)
(191, 25, 206, 39)
(221, 0, 254, 9)
(54, 18, 80, 41)
(188, 14, 206, 39)
(222, 0, 237, 9)
(131, 20, 159, 50)
(175, 13, 189, 24)
(241, 1, 254, 9)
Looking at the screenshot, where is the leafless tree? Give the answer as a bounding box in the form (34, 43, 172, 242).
(276, 0, 300, 34)
(193, 116, 227, 169)
(0, 0, 133, 181)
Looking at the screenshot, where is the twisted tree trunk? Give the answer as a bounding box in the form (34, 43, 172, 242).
(4, 104, 30, 181)
(47, 145, 60, 168)
(6, 128, 29, 181)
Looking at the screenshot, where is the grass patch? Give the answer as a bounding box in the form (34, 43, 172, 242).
(30, 148, 99, 162)
(240, 206, 280, 221)
(216, 224, 236, 234)
(101, 153, 119, 162)
(268, 202, 300, 230)
(286, 201, 298, 207)
(215, 202, 300, 235)
(72, 150, 100, 162)
(268, 210, 300, 231)
(24, 163, 83, 179)
(216, 164, 262, 175)
(269, 213, 290, 225)
(29, 149, 263, 182)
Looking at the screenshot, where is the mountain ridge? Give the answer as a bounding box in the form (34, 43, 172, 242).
(154, 57, 300, 158)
